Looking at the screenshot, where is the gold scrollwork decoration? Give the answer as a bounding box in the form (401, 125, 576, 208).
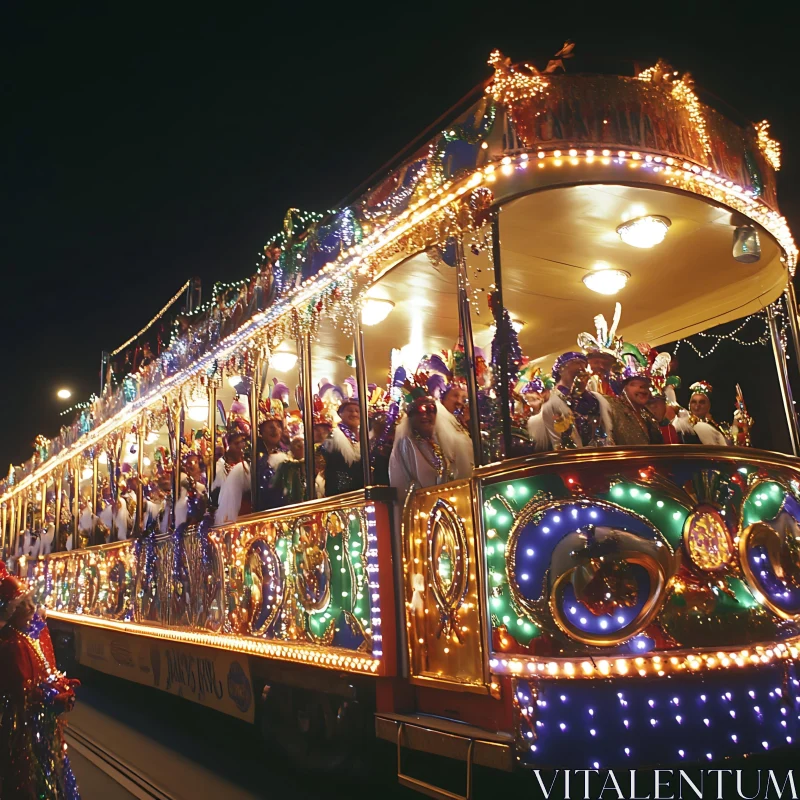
(245, 537, 284, 636)
(739, 519, 800, 621)
(426, 498, 469, 641)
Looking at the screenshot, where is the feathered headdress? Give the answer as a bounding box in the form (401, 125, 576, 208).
(154, 446, 174, 476)
(312, 394, 333, 427)
(577, 302, 623, 362)
(368, 386, 390, 413)
(258, 398, 285, 424)
(516, 364, 555, 395)
(402, 373, 437, 416)
(619, 342, 649, 380)
(641, 347, 674, 397)
(271, 379, 290, 406)
(228, 416, 251, 440)
(689, 380, 713, 397)
(419, 350, 467, 398)
(285, 410, 303, 438)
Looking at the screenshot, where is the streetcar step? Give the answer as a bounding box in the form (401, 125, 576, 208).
(375, 712, 514, 799)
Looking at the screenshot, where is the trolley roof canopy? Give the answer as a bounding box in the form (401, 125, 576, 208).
(312, 183, 786, 384)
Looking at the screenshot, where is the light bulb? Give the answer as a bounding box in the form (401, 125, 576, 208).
(270, 352, 298, 372)
(57, 388, 71, 400)
(227, 375, 243, 388)
(145, 431, 160, 444)
(361, 298, 395, 326)
(143, 456, 151, 467)
(81, 467, 93, 480)
(616, 215, 671, 248)
(187, 394, 209, 422)
(583, 269, 630, 296)
(732, 226, 761, 263)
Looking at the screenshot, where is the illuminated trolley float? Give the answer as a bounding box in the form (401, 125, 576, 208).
(3, 51, 800, 794)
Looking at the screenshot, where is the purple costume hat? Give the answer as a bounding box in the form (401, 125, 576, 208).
(552, 351, 588, 381)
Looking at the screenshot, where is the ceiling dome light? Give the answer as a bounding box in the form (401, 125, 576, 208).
(361, 297, 395, 326)
(227, 374, 243, 389)
(187, 393, 209, 422)
(732, 225, 761, 263)
(616, 215, 671, 248)
(582, 269, 630, 296)
(270, 352, 298, 372)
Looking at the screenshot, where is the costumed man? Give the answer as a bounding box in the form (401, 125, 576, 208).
(641, 347, 681, 444)
(212, 420, 251, 524)
(175, 452, 208, 527)
(420, 353, 474, 481)
(39, 510, 56, 557)
(389, 377, 453, 507)
(150, 449, 174, 534)
(74, 492, 94, 551)
(255, 402, 290, 510)
(0, 561, 81, 799)
(541, 352, 608, 449)
(321, 396, 363, 497)
(97, 480, 113, 545)
(113, 477, 132, 541)
(521, 369, 554, 452)
(142, 477, 167, 531)
(671, 381, 750, 446)
(436, 382, 473, 479)
(596, 343, 663, 445)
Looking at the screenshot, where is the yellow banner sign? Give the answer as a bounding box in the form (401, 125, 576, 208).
(77, 627, 255, 722)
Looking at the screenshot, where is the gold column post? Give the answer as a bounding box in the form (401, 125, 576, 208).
(768, 301, 800, 456)
(172, 403, 184, 530)
(40, 480, 47, 532)
(72, 457, 80, 546)
(91, 449, 99, 546)
(1, 504, 6, 554)
(352, 319, 371, 489)
(21, 492, 28, 553)
(54, 468, 63, 552)
(455, 237, 483, 468)
(249, 353, 263, 509)
(301, 333, 316, 501)
(137, 418, 144, 532)
(785, 280, 800, 367)
(208, 383, 217, 487)
(10, 496, 18, 556)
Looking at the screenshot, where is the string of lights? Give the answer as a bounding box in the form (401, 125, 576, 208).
(672, 313, 770, 359)
(58, 397, 97, 419)
(109, 280, 191, 356)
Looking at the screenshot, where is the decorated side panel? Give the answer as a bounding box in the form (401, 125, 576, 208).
(403, 481, 489, 691)
(481, 450, 800, 768)
(482, 452, 800, 678)
(32, 497, 393, 676)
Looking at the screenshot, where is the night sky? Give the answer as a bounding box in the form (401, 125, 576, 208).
(2, 7, 798, 467)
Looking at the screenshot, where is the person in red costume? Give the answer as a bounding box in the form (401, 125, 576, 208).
(0, 561, 81, 799)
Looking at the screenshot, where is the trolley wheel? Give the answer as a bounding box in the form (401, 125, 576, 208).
(260, 685, 368, 773)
